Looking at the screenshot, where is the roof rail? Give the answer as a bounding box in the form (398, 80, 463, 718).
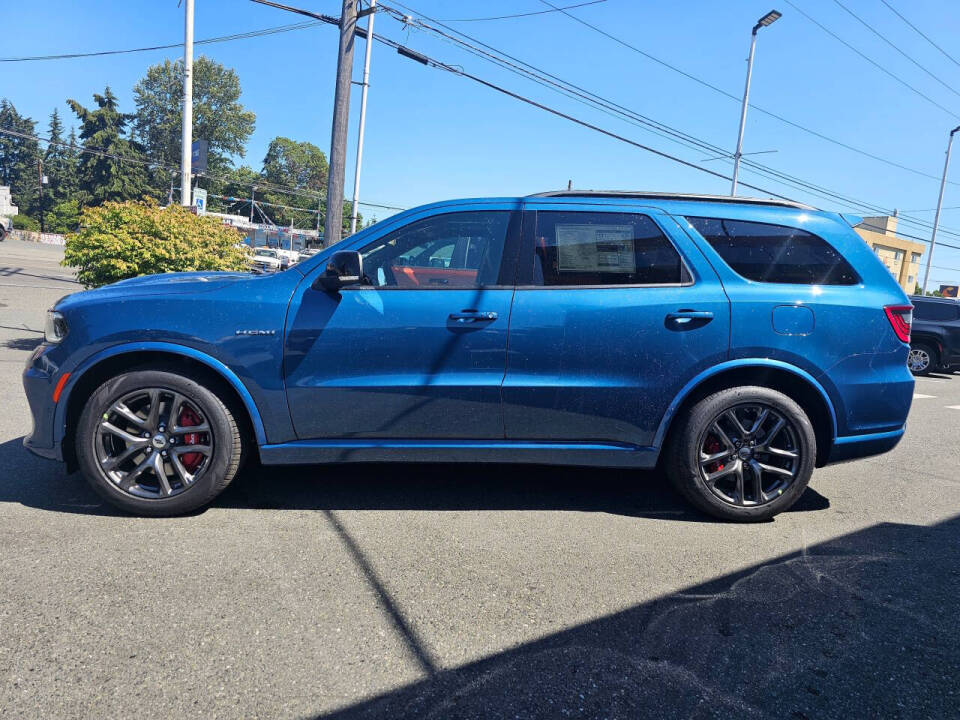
(528, 190, 817, 210)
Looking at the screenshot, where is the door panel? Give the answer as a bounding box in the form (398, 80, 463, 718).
(285, 288, 514, 439)
(502, 205, 730, 447)
(284, 205, 521, 440)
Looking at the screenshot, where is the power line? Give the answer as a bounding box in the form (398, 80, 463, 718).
(378, 1, 960, 240)
(511, 0, 960, 187)
(782, 0, 960, 119)
(879, 0, 960, 71)
(0, 126, 405, 211)
(0, 20, 323, 63)
(830, 0, 960, 102)
(440, 0, 606, 23)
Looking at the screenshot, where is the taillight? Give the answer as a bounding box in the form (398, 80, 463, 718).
(884, 305, 912, 343)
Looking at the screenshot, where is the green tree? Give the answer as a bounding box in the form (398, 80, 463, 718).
(43, 109, 79, 206)
(63, 200, 250, 288)
(133, 56, 255, 176)
(68, 87, 153, 205)
(0, 99, 40, 216)
(259, 136, 328, 227)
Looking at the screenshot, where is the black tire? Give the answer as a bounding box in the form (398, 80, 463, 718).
(667, 386, 816, 522)
(76, 368, 243, 516)
(908, 342, 936, 376)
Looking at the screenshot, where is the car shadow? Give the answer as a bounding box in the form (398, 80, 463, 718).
(2, 335, 43, 351)
(316, 513, 960, 719)
(0, 436, 829, 521)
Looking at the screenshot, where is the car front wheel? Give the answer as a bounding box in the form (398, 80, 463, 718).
(667, 386, 816, 522)
(76, 368, 243, 516)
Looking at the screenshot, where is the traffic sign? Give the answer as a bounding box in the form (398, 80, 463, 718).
(193, 187, 208, 215)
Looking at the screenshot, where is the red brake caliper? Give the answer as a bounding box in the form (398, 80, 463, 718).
(705, 436, 725, 474)
(177, 406, 204, 473)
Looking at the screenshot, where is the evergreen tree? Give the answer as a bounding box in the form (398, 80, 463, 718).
(43, 108, 79, 206)
(68, 87, 152, 205)
(0, 99, 40, 215)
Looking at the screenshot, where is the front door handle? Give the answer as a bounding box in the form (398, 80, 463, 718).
(449, 310, 498, 323)
(665, 310, 714, 329)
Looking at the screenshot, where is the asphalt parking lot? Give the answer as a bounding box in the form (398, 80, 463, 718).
(1, 237, 958, 719)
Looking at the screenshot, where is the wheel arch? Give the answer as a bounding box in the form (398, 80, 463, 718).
(654, 360, 838, 467)
(58, 344, 266, 470)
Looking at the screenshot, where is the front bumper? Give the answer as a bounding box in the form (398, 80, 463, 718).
(22, 346, 64, 462)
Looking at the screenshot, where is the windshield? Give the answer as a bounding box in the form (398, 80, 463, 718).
(255, 249, 277, 258)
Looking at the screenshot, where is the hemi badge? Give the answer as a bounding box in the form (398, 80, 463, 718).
(235, 329, 277, 336)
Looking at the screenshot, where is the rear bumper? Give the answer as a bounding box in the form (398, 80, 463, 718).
(826, 427, 904, 464)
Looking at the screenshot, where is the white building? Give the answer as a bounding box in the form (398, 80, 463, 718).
(0, 186, 18, 217)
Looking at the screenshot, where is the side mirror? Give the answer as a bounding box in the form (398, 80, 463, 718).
(314, 250, 364, 292)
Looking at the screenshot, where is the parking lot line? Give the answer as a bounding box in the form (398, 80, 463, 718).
(946, 405, 960, 410)
(913, 393, 935, 399)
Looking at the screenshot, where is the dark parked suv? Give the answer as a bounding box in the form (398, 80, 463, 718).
(908, 295, 960, 374)
(23, 192, 915, 521)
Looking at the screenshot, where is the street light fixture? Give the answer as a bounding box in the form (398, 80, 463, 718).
(731, 9, 781, 196)
(921, 124, 960, 295)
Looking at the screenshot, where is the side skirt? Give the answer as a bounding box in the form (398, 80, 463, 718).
(258, 439, 658, 469)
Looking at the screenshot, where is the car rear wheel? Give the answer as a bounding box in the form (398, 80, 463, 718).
(667, 386, 816, 522)
(907, 343, 936, 375)
(76, 368, 243, 516)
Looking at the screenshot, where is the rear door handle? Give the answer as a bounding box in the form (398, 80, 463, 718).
(666, 310, 714, 328)
(449, 310, 498, 323)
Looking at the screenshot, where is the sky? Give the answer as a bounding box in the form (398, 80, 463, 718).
(4, 0, 960, 287)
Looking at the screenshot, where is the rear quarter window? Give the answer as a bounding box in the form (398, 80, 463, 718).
(686, 217, 860, 285)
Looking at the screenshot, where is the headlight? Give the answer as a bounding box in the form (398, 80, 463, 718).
(44, 310, 68, 344)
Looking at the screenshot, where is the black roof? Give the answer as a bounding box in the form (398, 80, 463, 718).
(528, 190, 816, 210)
(910, 295, 959, 303)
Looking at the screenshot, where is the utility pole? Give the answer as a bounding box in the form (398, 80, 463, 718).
(180, 0, 195, 207)
(325, 0, 358, 246)
(350, 0, 376, 235)
(731, 10, 781, 196)
(922, 125, 960, 296)
(37, 158, 45, 234)
(249, 185, 256, 222)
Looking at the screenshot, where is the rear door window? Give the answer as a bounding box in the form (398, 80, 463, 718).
(531, 211, 689, 286)
(687, 217, 859, 285)
(913, 301, 960, 322)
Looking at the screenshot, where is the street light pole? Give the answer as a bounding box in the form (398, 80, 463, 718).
(731, 9, 781, 197)
(180, 0, 195, 207)
(350, 0, 376, 235)
(922, 125, 960, 296)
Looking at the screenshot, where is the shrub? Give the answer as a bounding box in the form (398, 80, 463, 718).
(46, 200, 82, 234)
(64, 200, 250, 288)
(12, 214, 40, 231)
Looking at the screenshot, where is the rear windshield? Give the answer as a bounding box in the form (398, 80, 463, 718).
(687, 217, 859, 285)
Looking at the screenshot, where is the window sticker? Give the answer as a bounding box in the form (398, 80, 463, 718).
(555, 224, 636, 273)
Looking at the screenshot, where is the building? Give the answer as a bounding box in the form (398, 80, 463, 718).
(0, 186, 18, 218)
(855, 214, 925, 294)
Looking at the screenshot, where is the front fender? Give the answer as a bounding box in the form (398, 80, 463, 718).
(54, 342, 269, 446)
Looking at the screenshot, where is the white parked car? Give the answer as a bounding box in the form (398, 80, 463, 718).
(251, 248, 283, 273)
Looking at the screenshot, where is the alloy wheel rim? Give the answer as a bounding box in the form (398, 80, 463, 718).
(94, 388, 214, 499)
(908, 348, 930, 372)
(697, 403, 801, 507)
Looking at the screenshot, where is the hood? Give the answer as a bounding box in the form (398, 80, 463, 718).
(58, 271, 258, 307)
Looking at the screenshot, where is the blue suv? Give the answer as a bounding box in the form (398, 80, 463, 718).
(22, 192, 915, 521)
